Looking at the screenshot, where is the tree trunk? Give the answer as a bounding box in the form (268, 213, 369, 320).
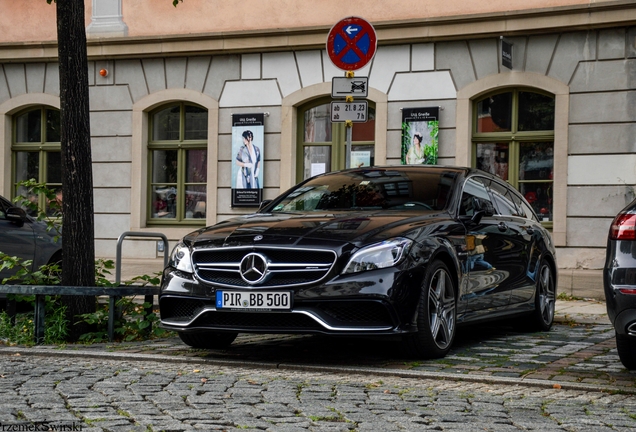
(56, 0, 96, 341)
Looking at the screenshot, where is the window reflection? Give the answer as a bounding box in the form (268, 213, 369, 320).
(153, 106, 180, 141)
(520, 182, 552, 222)
(519, 142, 554, 221)
(304, 104, 332, 142)
(351, 106, 375, 141)
(184, 106, 208, 140)
(47, 151, 62, 184)
(303, 146, 331, 180)
(518, 92, 554, 131)
(185, 185, 207, 219)
(476, 92, 512, 132)
(15, 110, 42, 143)
(46, 109, 61, 142)
(475, 143, 509, 180)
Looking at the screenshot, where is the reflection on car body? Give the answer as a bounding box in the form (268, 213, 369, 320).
(159, 165, 557, 358)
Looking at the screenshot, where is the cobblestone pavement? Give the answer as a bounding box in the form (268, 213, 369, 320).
(1, 355, 636, 431)
(2, 302, 636, 431)
(4, 321, 632, 391)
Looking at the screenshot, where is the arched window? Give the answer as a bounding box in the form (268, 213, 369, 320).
(472, 89, 555, 223)
(297, 98, 375, 182)
(12, 106, 61, 215)
(148, 102, 208, 225)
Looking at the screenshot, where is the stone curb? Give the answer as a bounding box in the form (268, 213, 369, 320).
(1, 344, 631, 396)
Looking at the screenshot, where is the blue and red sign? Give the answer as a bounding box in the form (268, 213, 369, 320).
(326, 17, 377, 71)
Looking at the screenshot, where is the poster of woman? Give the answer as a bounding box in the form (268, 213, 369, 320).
(231, 113, 264, 206)
(401, 107, 439, 165)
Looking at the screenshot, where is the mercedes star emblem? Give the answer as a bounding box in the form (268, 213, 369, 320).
(239, 252, 269, 284)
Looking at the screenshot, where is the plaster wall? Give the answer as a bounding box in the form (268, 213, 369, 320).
(0, 0, 616, 43)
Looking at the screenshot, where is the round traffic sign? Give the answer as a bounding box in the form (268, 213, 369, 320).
(326, 16, 377, 71)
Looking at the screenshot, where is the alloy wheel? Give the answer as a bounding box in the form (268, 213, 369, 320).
(537, 263, 555, 325)
(428, 268, 456, 350)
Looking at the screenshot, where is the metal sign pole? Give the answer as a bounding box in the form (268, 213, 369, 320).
(345, 120, 352, 169)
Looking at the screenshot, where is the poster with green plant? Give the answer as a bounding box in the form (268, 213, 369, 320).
(401, 107, 439, 165)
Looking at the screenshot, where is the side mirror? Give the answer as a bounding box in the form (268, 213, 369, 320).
(472, 197, 494, 216)
(460, 197, 495, 225)
(6, 207, 26, 227)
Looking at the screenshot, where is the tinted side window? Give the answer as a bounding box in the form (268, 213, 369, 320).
(514, 193, 540, 222)
(488, 180, 522, 217)
(460, 177, 493, 216)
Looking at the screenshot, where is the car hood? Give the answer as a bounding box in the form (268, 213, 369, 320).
(185, 210, 448, 250)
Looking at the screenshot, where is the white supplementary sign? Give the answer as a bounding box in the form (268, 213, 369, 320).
(330, 101, 368, 122)
(331, 76, 369, 98)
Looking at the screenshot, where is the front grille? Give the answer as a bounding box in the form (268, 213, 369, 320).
(192, 246, 337, 288)
(160, 298, 207, 322)
(315, 301, 394, 327)
(194, 311, 321, 330)
(197, 269, 329, 287)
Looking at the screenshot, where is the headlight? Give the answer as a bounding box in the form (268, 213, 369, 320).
(342, 238, 413, 274)
(170, 242, 193, 273)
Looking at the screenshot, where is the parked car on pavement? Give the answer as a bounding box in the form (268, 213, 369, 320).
(0, 194, 62, 284)
(604, 197, 636, 369)
(159, 165, 557, 358)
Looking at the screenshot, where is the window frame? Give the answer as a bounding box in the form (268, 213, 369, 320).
(471, 88, 555, 228)
(11, 106, 61, 214)
(147, 102, 208, 226)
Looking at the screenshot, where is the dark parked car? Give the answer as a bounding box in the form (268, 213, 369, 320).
(0, 194, 62, 285)
(604, 197, 636, 369)
(159, 166, 557, 358)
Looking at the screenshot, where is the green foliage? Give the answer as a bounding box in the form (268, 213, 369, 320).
(79, 258, 166, 343)
(12, 179, 62, 241)
(76, 295, 168, 343)
(0, 170, 168, 346)
(0, 254, 167, 345)
(173, 0, 183, 6)
(401, 122, 411, 162)
(0, 295, 68, 345)
(425, 120, 439, 165)
(0, 254, 61, 286)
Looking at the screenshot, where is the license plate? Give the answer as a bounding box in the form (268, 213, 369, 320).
(215, 290, 292, 310)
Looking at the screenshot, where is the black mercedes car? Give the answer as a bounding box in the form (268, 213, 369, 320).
(604, 197, 636, 369)
(159, 166, 557, 358)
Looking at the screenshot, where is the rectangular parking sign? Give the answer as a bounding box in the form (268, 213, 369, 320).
(331, 76, 369, 98)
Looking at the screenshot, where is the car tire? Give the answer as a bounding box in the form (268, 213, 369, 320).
(518, 259, 556, 332)
(178, 331, 238, 349)
(616, 333, 636, 370)
(403, 260, 456, 359)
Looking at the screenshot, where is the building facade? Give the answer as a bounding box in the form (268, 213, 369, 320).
(1, 0, 636, 295)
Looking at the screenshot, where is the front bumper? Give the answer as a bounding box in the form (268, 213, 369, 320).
(159, 265, 420, 336)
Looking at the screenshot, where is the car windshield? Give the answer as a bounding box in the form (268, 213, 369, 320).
(270, 168, 458, 212)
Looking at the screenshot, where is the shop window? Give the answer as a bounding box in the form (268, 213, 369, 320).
(297, 98, 375, 182)
(473, 89, 554, 224)
(12, 107, 61, 216)
(148, 103, 208, 225)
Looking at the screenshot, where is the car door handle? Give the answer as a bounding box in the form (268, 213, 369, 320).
(497, 222, 508, 232)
